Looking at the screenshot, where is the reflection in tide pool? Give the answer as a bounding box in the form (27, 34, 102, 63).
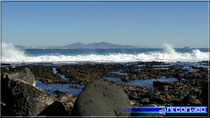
(36, 80, 84, 96)
(104, 76, 178, 88)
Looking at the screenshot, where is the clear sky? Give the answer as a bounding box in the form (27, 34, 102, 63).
(2, 1, 209, 48)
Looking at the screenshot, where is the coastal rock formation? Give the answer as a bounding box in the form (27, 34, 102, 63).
(201, 81, 208, 105)
(153, 81, 173, 87)
(72, 80, 131, 116)
(28, 66, 67, 84)
(2, 67, 36, 86)
(1, 74, 68, 116)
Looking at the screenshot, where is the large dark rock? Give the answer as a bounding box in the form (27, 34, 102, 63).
(38, 101, 69, 116)
(72, 80, 131, 116)
(2, 67, 36, 86)
(1, 74, 67, 116)
(201, 81, 208, 105)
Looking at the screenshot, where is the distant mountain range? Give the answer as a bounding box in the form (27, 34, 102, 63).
(16, 42, 141, 49)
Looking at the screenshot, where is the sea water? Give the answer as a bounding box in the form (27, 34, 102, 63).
(2, 43, 209, 96)
(1, 43, 209, 63)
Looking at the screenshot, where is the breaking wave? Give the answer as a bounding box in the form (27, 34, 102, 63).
(1, 43, 209, 63)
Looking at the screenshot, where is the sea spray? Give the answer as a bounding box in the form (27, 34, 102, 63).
(163, 43, 176, 54)
(2, 43, 209, 63)
(2, 43, 25, 62)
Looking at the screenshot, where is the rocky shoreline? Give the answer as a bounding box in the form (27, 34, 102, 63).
(1, 61, 209, 117)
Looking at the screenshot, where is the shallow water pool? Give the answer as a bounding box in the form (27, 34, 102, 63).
(36, 80, 84, 96)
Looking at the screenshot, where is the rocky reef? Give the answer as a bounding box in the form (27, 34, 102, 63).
(1, 61, 209, 117)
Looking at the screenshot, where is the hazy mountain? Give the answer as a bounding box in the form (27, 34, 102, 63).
(16, 42, 141, 49)
(61, 42, 88, 49)
(44, 42, 140, 49)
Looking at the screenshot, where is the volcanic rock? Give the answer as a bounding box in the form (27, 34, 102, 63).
(153, 81, 173, 88)
(72, 80, 131, 116)
(183, 94, 202, 105)
(201, 81, 208, 105)
(1, 74, 67, 116)
(129, 92, 139, 100)
(2, 67, 36, 86)
(140, 98, 150, 103)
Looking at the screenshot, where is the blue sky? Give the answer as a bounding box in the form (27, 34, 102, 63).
(2, 2, 209, 48)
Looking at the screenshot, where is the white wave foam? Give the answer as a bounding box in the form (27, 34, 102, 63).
(1, 43, 209, 63)
(2, 43, 26, 62)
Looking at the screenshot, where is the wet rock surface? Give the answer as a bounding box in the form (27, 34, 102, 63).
(72, 80, 131, 116)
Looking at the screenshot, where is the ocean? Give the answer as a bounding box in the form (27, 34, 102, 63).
(2, 43, 209, 63)
(1, 43, 209, 98)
